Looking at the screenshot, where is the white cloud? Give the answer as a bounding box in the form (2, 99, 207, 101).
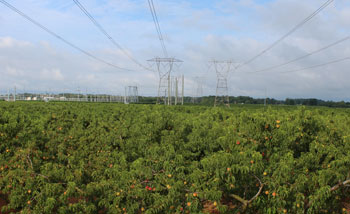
(0, 37, 32, 48)
(5, 66, 24, 77)
(40, 68, 64, 81)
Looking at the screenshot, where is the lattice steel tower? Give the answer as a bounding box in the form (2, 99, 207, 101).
(210, 60, 235, 107)
(148, 57, 183, 105)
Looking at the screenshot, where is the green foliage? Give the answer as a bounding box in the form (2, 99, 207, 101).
(0, 102, 349, 214)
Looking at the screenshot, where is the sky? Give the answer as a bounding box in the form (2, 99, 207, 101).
(1, 0, 350, 101)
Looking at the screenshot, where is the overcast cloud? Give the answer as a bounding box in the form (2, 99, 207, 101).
(1, 0, 350, 101)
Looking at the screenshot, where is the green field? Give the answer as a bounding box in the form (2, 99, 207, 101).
(1, 102, 350, 214)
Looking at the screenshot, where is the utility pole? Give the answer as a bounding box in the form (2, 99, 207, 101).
(77, 87, 81, 102)
(171, 75, 183, 105)
(148, 57, 183, 105)
(209, 60, 235, 107)
(175, 77, 178, 105)
(14, 86, 16, 102)
(168, 75, 171, 105)
(193, 76, 204, 104)
(172, 76, 183, 105)
(181, 75, 184, 105)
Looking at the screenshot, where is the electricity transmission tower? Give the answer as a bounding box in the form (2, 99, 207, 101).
(210, 60, 235, 107)
(146, 0, 184, 106)
(148, 57, 183, 105)
(124, 86, 139, 104)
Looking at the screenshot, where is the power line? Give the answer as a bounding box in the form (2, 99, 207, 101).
(150, 0, 168, 57)
(72, 0, 153, 71)
(147, 1, 162, 44)
(248, 35, 350, 74)
(147, 0, 168, 57)
(236, 0, 334, 70)
(148, 0, 161, 39)
(279, 57, 350, 74)
(0, 0, 132, 71)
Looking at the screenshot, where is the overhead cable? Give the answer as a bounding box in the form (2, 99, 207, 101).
(150, 0, 168, 57)
(236, 0, 334, 70)
(248, 35, 350, 74)
(279, 57, 350, 74)
(0, 0, 132, 71)
(72, 0, 153, 71)
(147, 0, 168, 57)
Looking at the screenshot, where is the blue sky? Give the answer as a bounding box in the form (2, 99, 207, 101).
(1, 0, 350, 101)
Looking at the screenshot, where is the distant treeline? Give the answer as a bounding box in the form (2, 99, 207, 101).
(2, 93, 349, 108)
(139, 96, 350, 108)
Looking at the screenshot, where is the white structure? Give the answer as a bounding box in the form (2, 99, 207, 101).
(124, 86, 139, 104)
